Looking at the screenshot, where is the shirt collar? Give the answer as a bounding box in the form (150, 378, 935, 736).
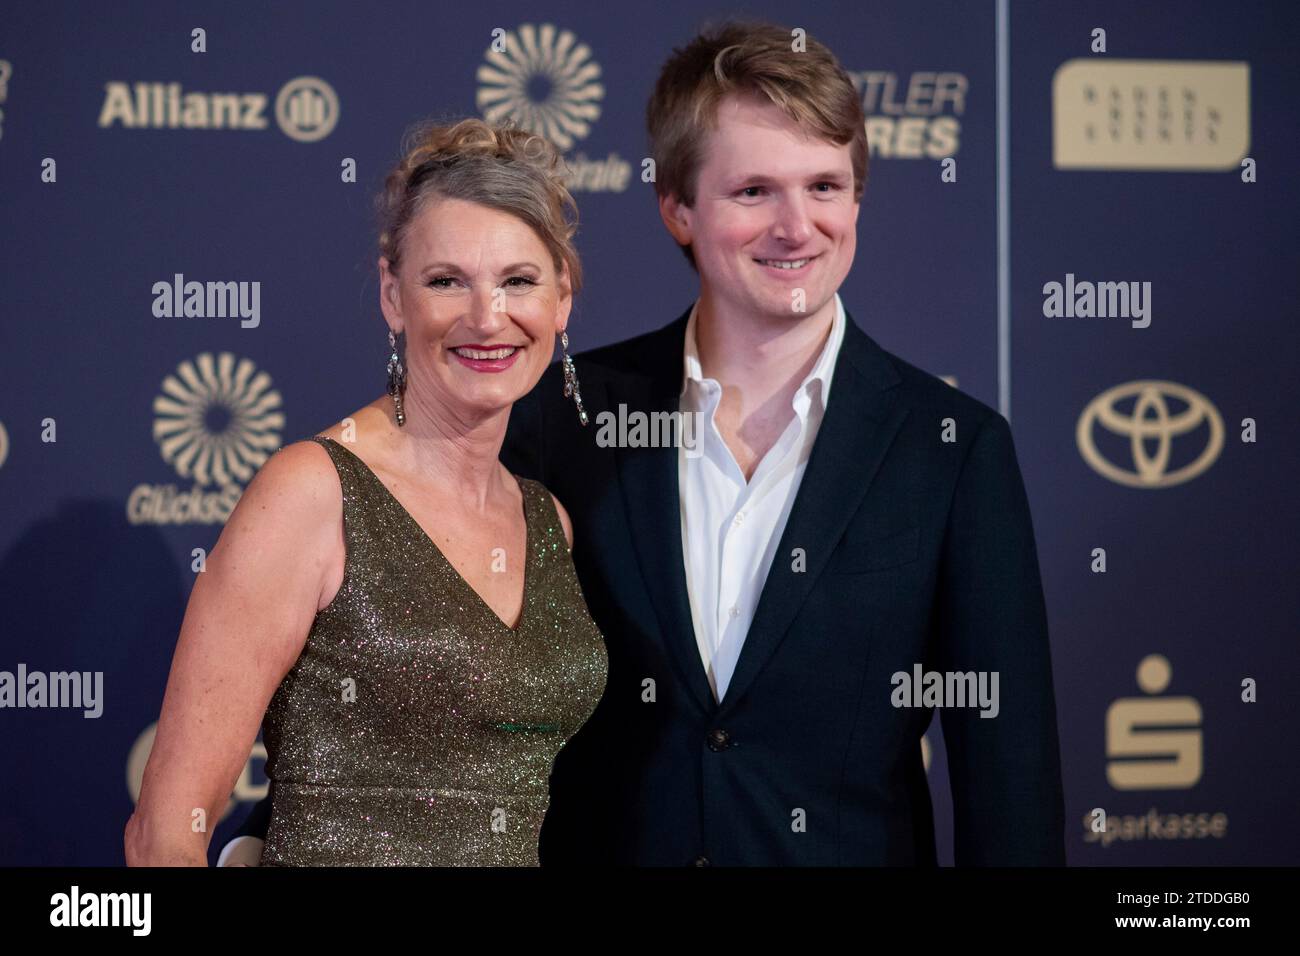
(680, 292, 847, 418)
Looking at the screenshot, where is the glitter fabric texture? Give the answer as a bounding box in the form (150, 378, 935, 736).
(259, 436, 608, 866)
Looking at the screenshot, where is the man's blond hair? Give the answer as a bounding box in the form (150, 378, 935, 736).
(646, 20, 868, 269)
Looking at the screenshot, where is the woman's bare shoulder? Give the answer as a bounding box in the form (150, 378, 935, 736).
(251, 401, 388, 503)
(226, 439, 343, 539)
(314, 401, 391, 448)
(252, 438, 337, 493)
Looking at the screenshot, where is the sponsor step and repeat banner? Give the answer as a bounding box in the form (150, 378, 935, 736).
(0, 1, 1296, 867)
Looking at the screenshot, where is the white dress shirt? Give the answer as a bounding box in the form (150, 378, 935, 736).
(678, 293, 847, 703)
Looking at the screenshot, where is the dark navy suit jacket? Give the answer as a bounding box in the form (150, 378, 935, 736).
(236, 305, 1066, 866)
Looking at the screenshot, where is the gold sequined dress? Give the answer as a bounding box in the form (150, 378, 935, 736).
(258, 436, 607, 866)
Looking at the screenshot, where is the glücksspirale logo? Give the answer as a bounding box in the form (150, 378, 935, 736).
(476, 23, 603, 150)
(127, 352, 284, 525)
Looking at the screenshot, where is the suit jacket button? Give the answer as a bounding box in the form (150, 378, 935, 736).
(693, 855, 710, 866)
(707, 728, 731, 751)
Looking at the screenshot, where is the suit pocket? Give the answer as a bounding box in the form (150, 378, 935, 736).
(829, 526, 920, 573)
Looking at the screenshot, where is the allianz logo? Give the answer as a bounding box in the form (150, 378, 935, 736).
(98, 76, 338, 142)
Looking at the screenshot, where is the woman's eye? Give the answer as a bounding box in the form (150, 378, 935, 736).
(426, 276, 535, 290)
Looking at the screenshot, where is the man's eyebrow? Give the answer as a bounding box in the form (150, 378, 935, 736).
(805, 170, 853, 183)
(725, 170, 853, 187)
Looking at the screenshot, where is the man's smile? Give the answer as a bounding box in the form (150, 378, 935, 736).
(753, 253, 820, 276)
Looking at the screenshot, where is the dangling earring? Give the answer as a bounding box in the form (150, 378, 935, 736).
(561, 331, 588, 426)
(387, 329, 407, 427)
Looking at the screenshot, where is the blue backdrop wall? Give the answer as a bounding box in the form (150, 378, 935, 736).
(0, 0, 1296, 865)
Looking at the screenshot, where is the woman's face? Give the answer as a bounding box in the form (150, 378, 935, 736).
(379, 196, 572, 424)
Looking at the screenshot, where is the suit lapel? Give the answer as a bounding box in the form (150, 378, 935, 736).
(717, 313, 909, 714)
(609, 311, 719, 715)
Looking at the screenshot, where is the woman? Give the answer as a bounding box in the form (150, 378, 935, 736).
(124, 118, 607, 865)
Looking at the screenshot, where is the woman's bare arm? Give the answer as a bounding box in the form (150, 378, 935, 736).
(124, 440, 343, 865)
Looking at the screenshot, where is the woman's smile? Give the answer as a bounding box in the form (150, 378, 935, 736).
(449, 342, 525, 373)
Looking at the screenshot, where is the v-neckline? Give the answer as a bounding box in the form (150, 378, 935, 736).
(320, 437, 531, 633)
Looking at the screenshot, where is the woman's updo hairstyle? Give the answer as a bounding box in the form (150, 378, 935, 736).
(376, 117, 582, 295)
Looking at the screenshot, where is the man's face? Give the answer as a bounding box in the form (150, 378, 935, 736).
(661, 93, 860, 323)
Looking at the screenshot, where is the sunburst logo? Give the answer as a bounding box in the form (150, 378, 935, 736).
(153, 352, 283, 485)
(476, 23, 604, 150)
(128, 353, 284, 525)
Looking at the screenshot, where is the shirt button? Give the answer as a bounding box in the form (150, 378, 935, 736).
(728, 605, 739, 618)
(733, 512, 745, 526)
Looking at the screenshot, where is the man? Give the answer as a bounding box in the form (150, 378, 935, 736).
(223, 20, 1064, 866)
